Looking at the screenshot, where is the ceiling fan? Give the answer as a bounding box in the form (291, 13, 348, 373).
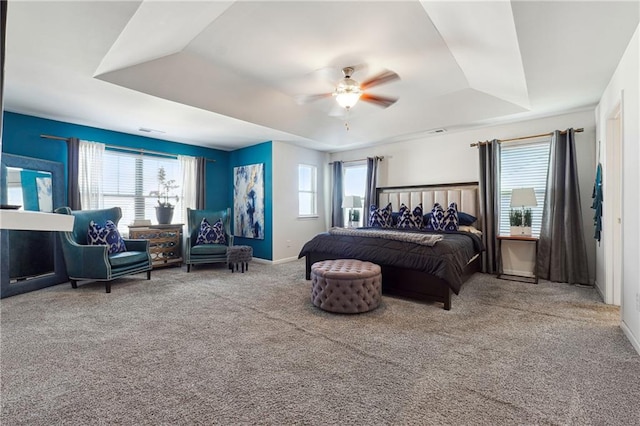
(300, 66, 400, 111)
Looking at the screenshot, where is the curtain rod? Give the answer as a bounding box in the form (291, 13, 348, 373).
(329, 155, 384, 165)
(40, 133, 216, 162)
(469, 128, 584, 147)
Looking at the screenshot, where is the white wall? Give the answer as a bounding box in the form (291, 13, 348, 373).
(272, 141, 330, 263)
(596, 24, 640, 354)
(330, 109, 597, 283)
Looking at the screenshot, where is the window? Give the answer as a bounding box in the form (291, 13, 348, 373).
(298, 164, 317, 216)
(102, 150, 183, 235)
(499, 138, 550, 237)
(343, 163, 367, 226)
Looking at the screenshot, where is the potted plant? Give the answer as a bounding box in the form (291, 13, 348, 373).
(509, 208, 523, 235)
(351, 208, 360, 223)
(154, 166, 179, 224)
(522, 208, 532, 236)
(509, 208, 533, 236)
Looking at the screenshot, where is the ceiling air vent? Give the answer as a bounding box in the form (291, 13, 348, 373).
(138, 127, 166, 134)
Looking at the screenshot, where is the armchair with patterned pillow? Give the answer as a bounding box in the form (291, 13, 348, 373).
(54, 206, 152, 293)
(185, 208, 233, 272)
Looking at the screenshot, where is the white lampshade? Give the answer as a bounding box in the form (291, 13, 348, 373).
(510, 187, 538, 208)
(342, 195, 362, 209)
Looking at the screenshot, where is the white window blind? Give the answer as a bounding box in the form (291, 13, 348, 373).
(499, 139, 551, 237)
(102, 150, 183, 235)
(298, 164, 317, 216)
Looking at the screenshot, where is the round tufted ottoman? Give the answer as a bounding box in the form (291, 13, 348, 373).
(310, 259, 382, 313)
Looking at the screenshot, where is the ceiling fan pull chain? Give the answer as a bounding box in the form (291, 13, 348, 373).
(344, 108, 351, 131)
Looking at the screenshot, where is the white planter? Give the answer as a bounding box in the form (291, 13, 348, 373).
(510, 226, 532, 236)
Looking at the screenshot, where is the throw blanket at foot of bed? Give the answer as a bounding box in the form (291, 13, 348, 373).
(329, 227, 443, 246)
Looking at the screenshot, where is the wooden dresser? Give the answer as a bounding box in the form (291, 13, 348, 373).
(128, 224, 183, 269)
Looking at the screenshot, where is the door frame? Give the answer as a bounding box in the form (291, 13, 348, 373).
(604, 100, 623, 306)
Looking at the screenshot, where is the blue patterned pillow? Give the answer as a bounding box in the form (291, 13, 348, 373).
(429, 203, 445, 230)
(442, 202, 459, 231)
(412, 204, 424, 228)
(87, 220, 126, 254)
(195, 218, 226, 245)
(391, 211, 401, 227)
(368, 203, 392, 228)
(426, 210, 474, 227)
(396, 203, 424, 229)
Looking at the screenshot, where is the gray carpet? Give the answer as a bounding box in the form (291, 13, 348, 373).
(1, 259, 639, 425)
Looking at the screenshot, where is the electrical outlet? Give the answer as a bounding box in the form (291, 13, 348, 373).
(286, 239, 292, 248)
(636, 293, 640, 312)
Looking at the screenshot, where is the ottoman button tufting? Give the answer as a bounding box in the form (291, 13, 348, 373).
(309, 259, 382, 314)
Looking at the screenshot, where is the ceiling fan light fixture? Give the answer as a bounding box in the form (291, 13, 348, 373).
(334, 77, 362, 109)
(335, 91, 361, 109)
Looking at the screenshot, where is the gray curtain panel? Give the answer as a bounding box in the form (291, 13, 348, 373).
(364, 156, 381, 216)
(66, 137, 82, 210)
(478, 139, 500, 274)
(331, 161, 344, 228)
(195, 156, 206, 209)
(1, 0, 5, 133)
(537, 129, 589, 285)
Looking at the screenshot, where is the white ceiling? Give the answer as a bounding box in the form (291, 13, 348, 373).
(4, 1, 639, 152)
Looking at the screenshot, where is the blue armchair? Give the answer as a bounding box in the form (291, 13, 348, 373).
(55, 207, 152, 293)
(185, 208, 233, 272)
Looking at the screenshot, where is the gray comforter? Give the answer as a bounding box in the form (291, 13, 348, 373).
(298, 228, 483, 294)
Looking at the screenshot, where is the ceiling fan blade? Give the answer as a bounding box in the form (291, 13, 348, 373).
(360, 70, 400, 90)
(295, 92, 333, 105)
(360, 93, 398, 108)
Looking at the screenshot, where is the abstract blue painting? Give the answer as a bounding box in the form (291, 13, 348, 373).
(233, 163, 264, 239)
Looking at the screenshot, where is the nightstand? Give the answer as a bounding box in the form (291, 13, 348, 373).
(497, 235, 539, 284)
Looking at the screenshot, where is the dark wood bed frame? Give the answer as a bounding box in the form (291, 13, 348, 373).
(304, 252, 481, 310)
(302, 182, 483, 310)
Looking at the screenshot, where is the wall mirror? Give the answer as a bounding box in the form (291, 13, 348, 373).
(5, 166, 53, 211)
(1, 153, 67, 298)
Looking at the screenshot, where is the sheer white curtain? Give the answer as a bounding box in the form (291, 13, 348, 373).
(79, 140, 105, 210)
(179, 155, 197, 214)
(179, 155, 197, 249)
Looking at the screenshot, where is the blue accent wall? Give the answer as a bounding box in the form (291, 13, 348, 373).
(2, 112, 274, 261)
(2, 112, 230, 210)
(19, 170, 50, 211)
(229, 142, 273, 260)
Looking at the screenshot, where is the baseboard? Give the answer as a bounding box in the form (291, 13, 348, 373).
(594, 280, 606, 303)
(271, 256, 299, 265)
(621, 321, 640, 356)
(251, 256, 299, 266)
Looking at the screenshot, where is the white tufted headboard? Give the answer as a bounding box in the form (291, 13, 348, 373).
(376, 182, 481, 228)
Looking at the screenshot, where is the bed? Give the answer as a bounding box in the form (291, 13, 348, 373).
(298, 182, 483, 310)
